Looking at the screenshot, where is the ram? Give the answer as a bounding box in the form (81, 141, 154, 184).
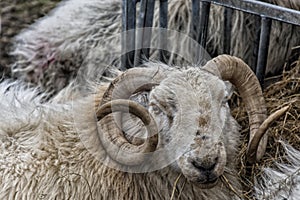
(10, 0, 300, 97)
(0, 55, 272, 199)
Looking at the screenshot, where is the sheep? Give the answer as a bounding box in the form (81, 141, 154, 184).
(10, 0, 122, 97)
(10, 0, 300, 97)
(255, 141, 300, 200)
(0, 55, 273, 199)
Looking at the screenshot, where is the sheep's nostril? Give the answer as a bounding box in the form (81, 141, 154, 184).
(192, 160, 217, 173)
(192, 159, 219, 184)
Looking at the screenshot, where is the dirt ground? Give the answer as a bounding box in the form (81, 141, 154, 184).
(0, 0, 61, 78)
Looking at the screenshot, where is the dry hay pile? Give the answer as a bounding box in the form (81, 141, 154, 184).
(0, 0, 61, 78)
(230, 48, 300, 199)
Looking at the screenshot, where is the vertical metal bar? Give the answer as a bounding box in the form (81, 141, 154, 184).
(135, 0, 155, 66)
(121, 0, 137, 70)
(252, 16, 261, 72)
(135, 0, 146, 65)
(142, 0, 155, 58)
(190, 0, 200, 42)
(256, 17, 272, 87)
(198, 1, 211, 49)
(159, 0, 168, 63)
(223, 7, 233, 54)
(159, 0, 168, 29)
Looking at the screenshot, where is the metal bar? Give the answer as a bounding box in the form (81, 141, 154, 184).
(159, 0, 168, 63)
(252, 17, 261, 72)
(159, 0, 168, 29)
(256, 17, 272, 86)
(121, 0, 137, 70)
(134, 0, 146, 66)
(198, 1, 211, 49)
(202, 0, 300, 26)
(141, 0, 155, 58)
(223, 7, 233, 54)
(135, 0, 155, 66)
(190, 0, 201, 42)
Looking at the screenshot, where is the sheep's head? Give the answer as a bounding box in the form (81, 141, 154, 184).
(146, 69, 237, 188)
(96, 55, 269, 188)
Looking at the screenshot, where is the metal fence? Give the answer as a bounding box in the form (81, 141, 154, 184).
(121, 0, 300, 86)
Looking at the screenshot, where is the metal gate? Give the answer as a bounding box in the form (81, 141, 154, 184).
(121, 0, 300, 86)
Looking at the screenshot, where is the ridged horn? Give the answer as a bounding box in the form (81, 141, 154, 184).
(202, 55, 267, 164)
(96, 99, 158, 166)
(101, 67, 166, 104)
(247, 105, 289, 162)
(97, 67, 166, 166)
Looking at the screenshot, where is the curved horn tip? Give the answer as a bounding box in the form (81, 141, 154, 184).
(247, 105, 290, 164)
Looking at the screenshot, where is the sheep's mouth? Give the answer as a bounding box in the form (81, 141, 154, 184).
(196, 177, 219, 189)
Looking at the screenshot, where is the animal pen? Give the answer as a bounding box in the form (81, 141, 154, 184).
(0, 0, 299, 199)
(121, 0, 300, 86)
(120, 0, 300, 198)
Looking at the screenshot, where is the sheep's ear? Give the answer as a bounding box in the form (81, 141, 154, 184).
(224, 81, 234, 100)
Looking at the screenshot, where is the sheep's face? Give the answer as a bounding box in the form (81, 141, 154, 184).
(148, 69, 239, 189)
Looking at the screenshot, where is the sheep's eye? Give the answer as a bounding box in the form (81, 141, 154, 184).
(151, 104, 162, 114)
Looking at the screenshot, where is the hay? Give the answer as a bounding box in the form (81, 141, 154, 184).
(231, 48, 300, 199)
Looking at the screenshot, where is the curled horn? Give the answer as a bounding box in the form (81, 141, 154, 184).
(96, 67, 166, 166)
(97, 99, 158, 165)
(202, 55, 268, 164)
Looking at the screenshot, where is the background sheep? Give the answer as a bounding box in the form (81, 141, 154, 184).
(0, 0, 60, 79)
(9, 0, 300, 97)
(0, 55, 272, 199)
(255, 141, 300, 200)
